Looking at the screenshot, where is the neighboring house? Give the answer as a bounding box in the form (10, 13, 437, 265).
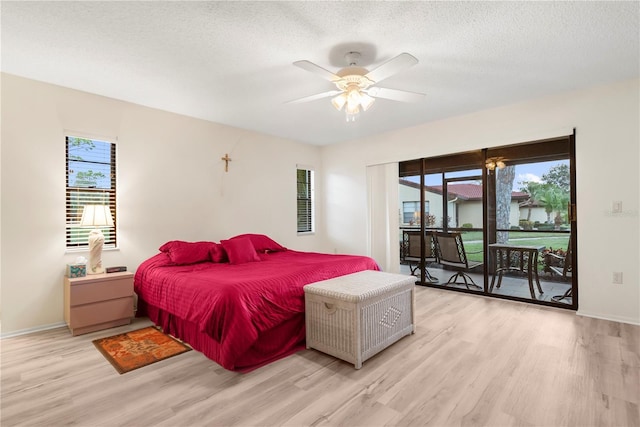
(518, 201, 549, 225)
(399, 179, 528, 228)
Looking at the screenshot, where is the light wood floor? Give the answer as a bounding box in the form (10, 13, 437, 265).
(2, 286, 638, 427)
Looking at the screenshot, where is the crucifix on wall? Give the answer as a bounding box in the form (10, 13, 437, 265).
(221, 153, 232, 172)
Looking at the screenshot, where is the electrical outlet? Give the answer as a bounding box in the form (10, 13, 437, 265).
(612, 201, 623, 214)
(613, 272, 623, 284)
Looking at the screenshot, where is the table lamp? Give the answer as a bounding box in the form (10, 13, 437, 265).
(80, 205, 114, 275)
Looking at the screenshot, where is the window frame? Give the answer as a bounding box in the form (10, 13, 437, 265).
(402, 200, 429, 224)
(296, 166, 315, 234)
(65, 133, 118, 250)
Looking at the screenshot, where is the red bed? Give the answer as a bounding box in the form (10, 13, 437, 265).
(134, 235, 379, 372)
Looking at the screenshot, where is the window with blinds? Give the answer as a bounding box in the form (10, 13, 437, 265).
(65, 136, 117, 248)
(297, 167, 314, 233)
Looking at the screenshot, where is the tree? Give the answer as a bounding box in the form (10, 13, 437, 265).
(538, 186, 559, 223)
(495, 165, 516, 243)
(542, 164, 569, 193)
(538, 185, 569, 226)
(74, 170, 106, 188)
(520, 163, 570, 226)
(68, 137, 96, 160)
(68, 137, 106, 187)
(519, 181, 544, 221)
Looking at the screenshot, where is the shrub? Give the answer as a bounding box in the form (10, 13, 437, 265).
(462, 223, 473, 229)
(519, 220, 533, 230)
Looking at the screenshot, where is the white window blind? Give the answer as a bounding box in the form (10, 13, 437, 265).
(65, 136, 117, 248)
(297, 167, 314, 233)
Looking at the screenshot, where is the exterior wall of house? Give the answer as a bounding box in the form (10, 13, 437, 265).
(322, 78, 640, 325)
(398, 184, 420, 225)
(399, 185, 522, 229)
(456, 201, 481, 228)
(519, 206, 549, 225)
(428, 193, 445, 227)
(397, 184, 445, 227)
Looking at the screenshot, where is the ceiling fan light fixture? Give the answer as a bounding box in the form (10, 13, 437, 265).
(290, 51, 423, 122)
(331, 93, 347, 111)
(346, 86, 362, 109)
(345, 97, 361, 122)
(360, 93, 375, 111)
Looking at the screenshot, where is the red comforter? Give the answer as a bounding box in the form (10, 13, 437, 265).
(134, 250, 379, 371)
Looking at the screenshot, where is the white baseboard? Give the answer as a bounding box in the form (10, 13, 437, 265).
(576, 310, 640, 326)
(0, 322, 67, 339)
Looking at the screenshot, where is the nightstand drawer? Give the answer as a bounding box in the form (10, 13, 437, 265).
(64, 271, 135, 335)
(69, 297, 134, 329)
(70, 278, 133, 306)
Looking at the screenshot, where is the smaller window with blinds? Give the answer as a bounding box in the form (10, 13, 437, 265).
(66, 135, 117, 249)
(296, 167, 314, 233)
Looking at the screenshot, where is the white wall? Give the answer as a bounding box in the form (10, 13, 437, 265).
(2, 74, 638, 333)
(0, 73, 324, 334)
(322, 78, 640, 325)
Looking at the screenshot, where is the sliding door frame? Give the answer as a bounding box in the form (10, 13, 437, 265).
(400, 132, 577, 310)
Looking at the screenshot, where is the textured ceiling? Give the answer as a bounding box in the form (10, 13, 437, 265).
(2, 1, 638, 145)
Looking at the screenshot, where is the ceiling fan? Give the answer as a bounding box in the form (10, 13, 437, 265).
(288, 52, 425, 122)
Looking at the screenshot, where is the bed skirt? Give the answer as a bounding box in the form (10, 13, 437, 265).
(137, 299, 306, 372)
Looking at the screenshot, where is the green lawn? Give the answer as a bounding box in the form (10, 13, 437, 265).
(458, 231, 570, 265)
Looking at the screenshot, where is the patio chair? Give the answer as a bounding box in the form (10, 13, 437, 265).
(545, 238, 572, 302)
(434, 232, 483, 290)
(401, 230, 438, 283)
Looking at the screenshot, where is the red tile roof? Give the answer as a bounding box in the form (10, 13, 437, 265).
(399, 179, 528, 201)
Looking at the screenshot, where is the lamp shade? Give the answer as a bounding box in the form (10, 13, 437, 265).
(80, 205, 114, 227)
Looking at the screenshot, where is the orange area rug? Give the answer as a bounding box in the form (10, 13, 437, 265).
(93, 326, 191, 374)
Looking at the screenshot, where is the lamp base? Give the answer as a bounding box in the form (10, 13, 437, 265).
(87, 228, 106, 275)
(87, 266, 105, 275)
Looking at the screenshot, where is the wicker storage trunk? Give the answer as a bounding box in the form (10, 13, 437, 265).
(304, 270, 415, 369)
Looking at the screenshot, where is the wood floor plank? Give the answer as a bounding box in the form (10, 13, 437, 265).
(1, 287, 638, 426)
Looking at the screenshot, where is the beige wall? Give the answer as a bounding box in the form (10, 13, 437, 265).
(322, 78, 640, 325)
(0, 74, 324, 335)
(2, 74, 638, 333)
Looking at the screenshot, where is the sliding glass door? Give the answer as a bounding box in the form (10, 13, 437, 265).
(399, 134, 577, 309)
(486, 137, 575, 307)
(399, 150, 487, 293)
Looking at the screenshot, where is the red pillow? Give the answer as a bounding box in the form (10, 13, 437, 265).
(229, 234, 286, 253)
(220, 238, 261, 264)
(209, 243, 228, 263)
(159, 241, 214, 265)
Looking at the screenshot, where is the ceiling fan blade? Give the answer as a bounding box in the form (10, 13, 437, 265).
(364, 53, 418, 84)
(293, 60, 341, 82)
(366, 87, 425, 103)
(286, 89, 343, 104)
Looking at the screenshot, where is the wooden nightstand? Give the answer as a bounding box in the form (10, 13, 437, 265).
(64, 271, 134, 336)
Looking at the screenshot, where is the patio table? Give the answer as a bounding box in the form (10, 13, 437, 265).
(489, 244, 545, 299)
